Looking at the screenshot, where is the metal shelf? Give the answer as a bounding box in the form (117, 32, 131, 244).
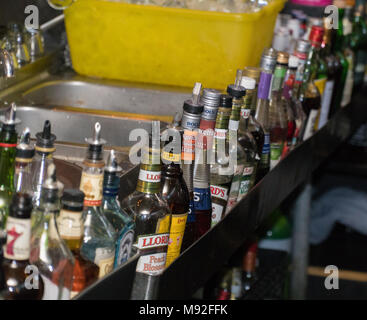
(75, 89, 367, 300)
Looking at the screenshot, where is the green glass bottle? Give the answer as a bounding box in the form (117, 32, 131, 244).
(0, 103, 20, 241)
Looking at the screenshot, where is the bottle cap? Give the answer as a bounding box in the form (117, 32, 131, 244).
(219, 94, 233, 108)
(85, 122, 106, 162)
(309, 25, 324, 47)
(183, 82, 204, 114)
(61, 189, 85, 205)
(277, 51, 289, 64)
(16, 127, 35, 160)
(240, 76, 256, 90)
(36, 120, 56, 151)
(104, 149, 122, 173)
(200, 88, 221, 107)
(0, 102, 21, 126)
(227, 69, 246, 98)
(260, 48, 277, 72)
(288, 55, 298, 68)
(243, 67, 261, 82)
(41, 163, 64, 202)
(295, 39, 311, 54)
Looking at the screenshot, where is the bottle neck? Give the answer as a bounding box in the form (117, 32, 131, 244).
(239, 90, 253, 132)
(136, 163, 161, 194)
(0, 126, 17, 190)
(103, 171, 120, 199)
(80, 163, 105, 207)
(214, 107, 231, 148)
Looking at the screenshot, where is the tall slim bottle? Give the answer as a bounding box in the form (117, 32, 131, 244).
(103, 150, 135, 268)
(0, 103, 20, 242)
(121, 121, 171, 299)
(30, 164, 75, 300)
(1, 193, 44, 300)
(254, 48, 277, 183)
(79, 123, 116, 278)
(32, 120, 56, 207)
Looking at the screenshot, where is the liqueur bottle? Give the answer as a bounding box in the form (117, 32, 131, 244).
(121, 121, 171, 299)
(57, 189, 99, 299)
(32, 120, 56, 207)
(0, 103, 20, 240)
(299, 26, 324, 141)
(1, 193, 44, 300)
(254, 48, 277, 183)
(14, 128, 34, 195)
(241, 241, 258, 298)
(30, 164, 74, 300)
(209, 94, 232, 226)
(161, 137, 190, 267)
(180, 83, 203, 251)
(79, 123, 116, 279)
(102, 150, 135, 268)
(269, 52, 288, 170)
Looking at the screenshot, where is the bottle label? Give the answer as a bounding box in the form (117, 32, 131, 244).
(136, 233, 170, 250)
(95, 247, 115, 278)
(115, 229, 134, 267)
(80, 172, 103, 206)
(260, 133, 270, 165)
(318, 80, 334, 129)
(272, 67, 286, 91)
(161, 151, 180, 163)
(228, 120, 239, 131)
(303, 109, 319, 141)
(58, 209, 83, 240)
(138, 169, 161, 183)
(211, 203, 224, 227)
(215, 128, 227, 140)
(181, 130, 197, 162)
(210, 185, 229, 202)
(156, 215, 171, 234)
(136, 252, 167, 275)
(193, 188, 212, 211)
(0, 143, 17, 148)
(258, 72, 272, 100)
(341, 55, 354, 107)
(270, 142, 283, 170)
(186, 200, 196, 223)
(165, 213, 188, 267)
(4, 217, 31, 260)
(237, 166, 254, 201)
(240, 108, 250, 119)
(225, 164, 245, 214)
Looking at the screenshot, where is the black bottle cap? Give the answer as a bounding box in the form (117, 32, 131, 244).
(61, 189, 85, 205)
(85, 122, 106, 161)
(219, 94, 233, 108)
(36, 120, 56, 150)
(226, 84, 246, 98)
(183, 101, 204, 114)
(9, 192, 33, 219)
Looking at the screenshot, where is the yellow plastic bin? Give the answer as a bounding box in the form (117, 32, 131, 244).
(65, 0, 285, 90)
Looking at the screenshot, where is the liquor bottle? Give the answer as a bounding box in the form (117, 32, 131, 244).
(351, 0, 367, 92)
(32, 120, 56, 207)
(292, 39, 311, 100)
(242, 241, 258, 298)
(225, 70, 251, 213)
(243, 67, 265, 161)
(1, 193, 44, 300)
(236, 76, 258, 201)
(80, 123, 116, 279)
(254, 48, 277, 183)
(215, 268, 232, 300)
(180, 83, 203, 251)
(340, 3, 356, 107)
(269, 52, 288, 170)
(161, 135, 190, 267)
(30, 164, 74, 300)
(210, 94, 232, 226)
(121, 121, 171, 299)
(299, 26, 324, 141)
(14, 128, 34, 195)
(103, 150, 135, 268)
(0, 103, 20, 240)
(57, 189, 99, 299)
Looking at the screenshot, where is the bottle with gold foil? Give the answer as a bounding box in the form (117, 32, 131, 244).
(161, 126, 190, 267)
(80, 122, 116, 279)
(58, 189, 99, 298)
(121, 121, 171, 299)
(0, 103, 21, 240)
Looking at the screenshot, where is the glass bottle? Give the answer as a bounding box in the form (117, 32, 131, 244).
(254, 48, 277, 183)
(241, 241, 258, 298)
(7, 22, 30, 68)
(269, 51, 288, 170)
(0, 103, 21, 243)
(210, 94, 232, 227)
(120, 121, 171, 299)
(57, 189, 99, 299)
(14, 127, 34, 195)
(79, 123, 116, 279)
(102, 150, 135, 268)
(1, 193, 44, 300)
(299, 26, 324, 141)
(31, 120, 56, 208)
(161, 137, 190, 267)
(30, 164, 74, 300)
(292, 39, 311, 100)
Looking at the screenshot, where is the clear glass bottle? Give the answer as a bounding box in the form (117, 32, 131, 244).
(79, 123, 116, 279)
(102, 150, 135, 268)
(31, 120, 56, 208)
(58, 189, 99, 298)
(0, 103, 20, 243)
(30, 164, 74, 300)
(14, 127, 34, 195)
